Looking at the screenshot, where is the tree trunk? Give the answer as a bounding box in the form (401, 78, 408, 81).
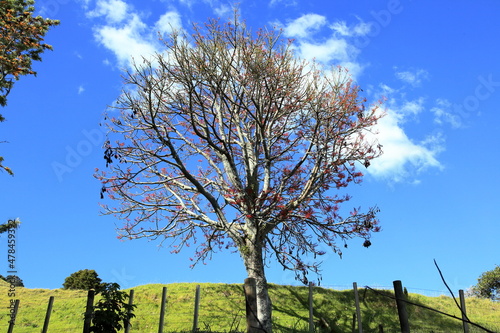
(242, 240, 272, 333)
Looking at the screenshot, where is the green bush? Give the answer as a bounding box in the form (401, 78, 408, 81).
(89, 282, 136, 333)
(0, 274, 24, 287)
(63, 269, 102, 290)
(471, 265, 500, 301)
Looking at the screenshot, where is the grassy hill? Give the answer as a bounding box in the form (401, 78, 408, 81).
(0, 283, 498, 332)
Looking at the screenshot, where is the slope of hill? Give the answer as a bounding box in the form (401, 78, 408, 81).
(0, 283, 498, 332)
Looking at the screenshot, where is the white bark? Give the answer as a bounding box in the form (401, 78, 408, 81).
(241, 238, 273, 332)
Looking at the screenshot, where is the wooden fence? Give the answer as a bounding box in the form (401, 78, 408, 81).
(5, 279, 497, 333)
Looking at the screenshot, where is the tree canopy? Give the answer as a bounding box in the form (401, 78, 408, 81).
(0, 218, 20, 233)
(0, 274, 24, 287)
(63, 269, 103, 290)
(471, 265, 500, 301)
(97, 15, 383, 331)
(0, 0, 59, 174)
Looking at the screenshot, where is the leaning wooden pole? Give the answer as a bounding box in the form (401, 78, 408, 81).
(41, 296, 55, 333)
(158, 287, 167, 333)
(393, 280, 410, 333)
(7, 299, 20, 333)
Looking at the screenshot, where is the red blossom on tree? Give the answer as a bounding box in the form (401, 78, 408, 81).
(96, 15, 383, 332)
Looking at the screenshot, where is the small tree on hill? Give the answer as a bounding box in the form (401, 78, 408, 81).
(89, 282, 136, 333)
(97, 15, 383, 332)
(0, 274, 23, 287)
(471, 265, 500, 301)
(63, 269, 102, 290)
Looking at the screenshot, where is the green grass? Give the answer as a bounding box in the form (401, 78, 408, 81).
(0, 283, 498, 332)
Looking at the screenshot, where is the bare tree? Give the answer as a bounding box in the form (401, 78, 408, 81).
(97, 16, 383, 332)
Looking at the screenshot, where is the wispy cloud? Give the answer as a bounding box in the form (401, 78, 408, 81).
(331, 20, 371, 37)
(269, 0, 297, 7)
(400, 97, 425, 118)
(431, 98, 463, 128)
(213, 3, 232, 18)
(280, 14, 368, 78)
(395, 68, 429, 87)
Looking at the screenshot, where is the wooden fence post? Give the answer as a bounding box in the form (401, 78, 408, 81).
(41, 296, 54, 333)
(7, 299, 19, 333)
(393, 280, 410, 333)
(244, 278, 262, 333)
(125, 289, 134, 333)
(308, 282, 314, 333)
(158, 287, 167, 333)
(353, 282, 363, 333)
(459, 289, 469, 333)
(193, 285, 201, 332)
(82, 289, 95, 333)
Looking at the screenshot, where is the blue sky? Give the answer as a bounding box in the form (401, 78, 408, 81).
(1, 0, 499, 295)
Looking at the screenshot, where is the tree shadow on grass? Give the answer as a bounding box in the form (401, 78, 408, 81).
(359, 288, 466, 332)
(270, 285, 345, 333)
(270, 285, 466, 333)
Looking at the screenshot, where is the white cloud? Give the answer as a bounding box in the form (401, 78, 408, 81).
(213, 3, 231, 18)
(284, 14, 327, 38)
(367, 107, 443, 182)
(78, 85, 85, 94)
(87, 0, 128, 23)
(94, 14, 158, 68)
(84, 1, 185, 69)
(155, 11, 183, 36)
(399, 97, 425, 118)
(269, 0, 297, 7)
(362, 83, 444, 182)
(431, 98, 463, 128)
(297, 39, 350, 63)
(395, 68, 429, 87)
(331, 20, 371, 37)
(280, 14, 373, 78)
(177, 0, 195, 7)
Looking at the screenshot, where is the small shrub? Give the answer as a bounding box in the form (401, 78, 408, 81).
(63, 269, 102, 290)
(471, 265, 500, 301)
(0, 275, 24, 287)
(89, 282, 136, 333)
